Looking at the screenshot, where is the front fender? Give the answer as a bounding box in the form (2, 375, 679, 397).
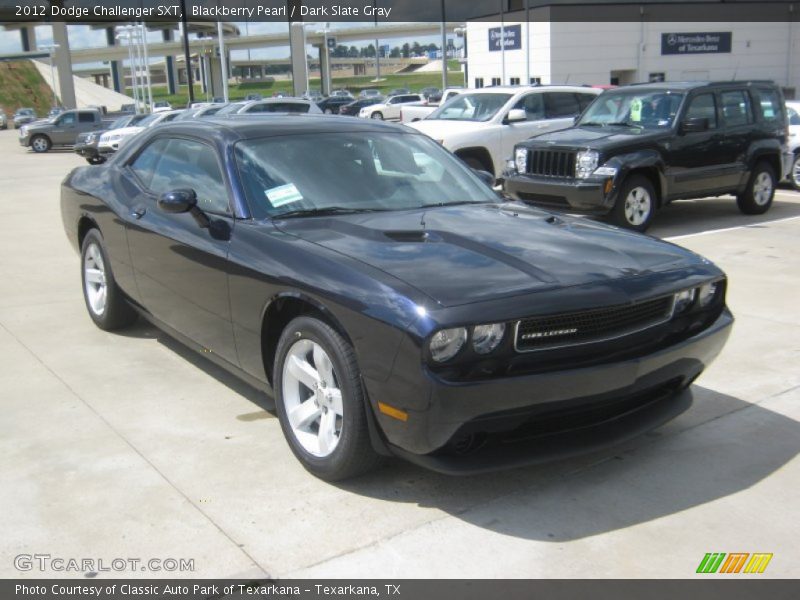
(603, 149, 667, 202)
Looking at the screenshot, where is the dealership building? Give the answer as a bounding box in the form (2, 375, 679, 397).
(465, 5, 799, 98)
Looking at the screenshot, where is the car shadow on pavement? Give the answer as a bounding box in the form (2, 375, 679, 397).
(645, 195, 800, 239)
(337, 385, 800, 542)
(115, 319, 276, 413)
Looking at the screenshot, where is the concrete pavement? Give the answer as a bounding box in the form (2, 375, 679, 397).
(1, 131, 798, 579)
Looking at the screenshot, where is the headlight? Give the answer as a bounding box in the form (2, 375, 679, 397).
(673, 289, 697, 314)
(472, 323, 506, 354)
(429, 327, 467, 362)
(575, 149, 599, 178)
(514, 147, 528, 173)
(85, 134, 96, 143)
(20, 126, 28, 136)
(698, 281, 718, 307)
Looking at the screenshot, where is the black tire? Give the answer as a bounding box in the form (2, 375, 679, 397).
(370, 111, 383, 120)
(86, 156, 106, 166)
(274, 316, 382, 481)
(324, 108, 333, 114)
(80, 229, 137, 331)
(737, 161, 776, 215)
(30, 134, 52, 153)
(790, 153, 800, 192)
(609, 174, 657, 232)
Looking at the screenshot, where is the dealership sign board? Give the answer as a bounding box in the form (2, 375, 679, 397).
(489, 25, 522, 51)
(661, 32, 732, 55)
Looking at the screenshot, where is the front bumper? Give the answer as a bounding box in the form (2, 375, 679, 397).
(366, 308, 732, 473)
(74, 143, 99, 159)
(18, 133, 30, 147)
(504, 172, 616, 214)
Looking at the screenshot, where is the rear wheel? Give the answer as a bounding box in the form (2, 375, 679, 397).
(274, 316, 381, 481)
(737, 161, 775, 215)
(790, 153, 800, 191)
(80, 229, 137, 331)
(30, 135, 51, 153)
(609, 175, 656, 232)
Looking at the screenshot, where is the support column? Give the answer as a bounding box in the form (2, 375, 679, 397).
(289, 22, 308, 97)
(20, 25, 37, 51)
(207, 54, 224, 99)
(317, 44, 331, 96)
(162, 29, 179, 95)
(199, 53, 208, 94)
(51, 22, 76, 109)
(106, 27, 123, 93)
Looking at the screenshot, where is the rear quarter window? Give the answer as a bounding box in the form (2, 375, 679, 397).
(753, 88, 784, 124)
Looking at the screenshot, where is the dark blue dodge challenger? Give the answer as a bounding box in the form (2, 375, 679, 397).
(61, 115, 732, 480)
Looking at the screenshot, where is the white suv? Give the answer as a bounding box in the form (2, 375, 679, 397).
(408, 86, 601, 178)
(359, 94, 424, 121)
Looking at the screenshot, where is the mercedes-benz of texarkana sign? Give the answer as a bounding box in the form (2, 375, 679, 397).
(61, 116, 732, 480)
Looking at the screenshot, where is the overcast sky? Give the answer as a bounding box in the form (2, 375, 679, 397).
(0, 22, 447, 66)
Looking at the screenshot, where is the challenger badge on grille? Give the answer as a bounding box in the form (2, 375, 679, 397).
(521, 328, 578, 340)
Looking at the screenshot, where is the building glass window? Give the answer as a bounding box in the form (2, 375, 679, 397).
(475, 77, 484, 89)
(649, 73, 666, 83)
(491, 77, 501, 86)
(509, 77, 520, 85)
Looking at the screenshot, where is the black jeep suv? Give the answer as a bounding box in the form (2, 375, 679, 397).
(504, 81, 787, 231)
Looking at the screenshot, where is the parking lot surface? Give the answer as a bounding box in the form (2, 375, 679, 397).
(1, 132, 799, 579)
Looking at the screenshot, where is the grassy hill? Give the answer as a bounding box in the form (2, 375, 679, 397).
(0, 61, 54, 116)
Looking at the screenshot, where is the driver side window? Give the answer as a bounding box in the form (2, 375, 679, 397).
(685, 94, 718, 129)
(513, 93, 545, 121)
(131, 138, 230, 215)
(58, 113, 76, 126)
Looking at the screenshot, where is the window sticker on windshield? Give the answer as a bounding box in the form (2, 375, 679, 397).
(265, 183, 303, 207)
(630, 98, 642, 122)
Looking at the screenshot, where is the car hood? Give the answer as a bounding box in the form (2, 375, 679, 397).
(103, 126, 143, 138)
(274, 203, 701, 307)
(528, 125, 667, 149)
(408, 119, 493, 139)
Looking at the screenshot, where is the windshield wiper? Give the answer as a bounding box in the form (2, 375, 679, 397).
(604, 121, 643, 128)
(273, 206, 382, 219)
(421, 200, 494, 208)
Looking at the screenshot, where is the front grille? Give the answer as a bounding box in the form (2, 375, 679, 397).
(515, 296, 674, 352)
(527, 149, 576, 178)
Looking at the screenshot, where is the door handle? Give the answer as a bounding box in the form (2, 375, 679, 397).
(131, 206, 146, 219)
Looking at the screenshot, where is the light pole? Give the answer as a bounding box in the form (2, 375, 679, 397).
(455, 27, 467, 88)
(138, 23, 153, 110)
(316, 23, 332, 96)
(217, 21, 229, 102)
(372, 0, 380, 81)
(116, 30, 139, 112)
(41, 44, 60, 107)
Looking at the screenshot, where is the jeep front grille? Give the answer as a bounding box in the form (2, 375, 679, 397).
(526, 149, 576, 178)
(514, 296, 675, 352)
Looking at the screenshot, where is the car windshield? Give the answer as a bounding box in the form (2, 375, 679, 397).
(235, 132, 498, 219)
(427, 93, 512, 122)
(217, 103, 246, 115)
(137, 114, 161, 127)
(578, 90, 685, 129)
(109, 116, 131, 129)
(18, 109, 34, 115)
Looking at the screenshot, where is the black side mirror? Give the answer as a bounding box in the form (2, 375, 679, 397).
(680, 117, 709, 133)
(472, 169, 495, 187)
(158, 189, 210, 228)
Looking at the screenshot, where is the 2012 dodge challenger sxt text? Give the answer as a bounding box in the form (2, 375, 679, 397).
(60, 116, 732, 480)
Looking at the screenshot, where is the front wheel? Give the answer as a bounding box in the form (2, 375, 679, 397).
(86, 155, 106, 165)
(80, 229, 137, 331)
(30, 135, 51, 153)
(274, 316, 381, 481)
(737, 161, 776, 215)
(608, 175, 656, 232)
(370, 111, 383, 120)
(790, 153, 800, 191)
(324, 108, 333, 114)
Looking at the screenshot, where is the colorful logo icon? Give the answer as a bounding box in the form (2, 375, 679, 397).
(696, 553, 773, 574)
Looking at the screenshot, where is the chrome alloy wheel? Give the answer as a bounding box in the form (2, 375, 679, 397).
(753, 171, 774, 206)
(792, 156, 800, 189)
(624, 186, 652, 227)
(83, 242, 107, 316)
(281, 339, 343, 457)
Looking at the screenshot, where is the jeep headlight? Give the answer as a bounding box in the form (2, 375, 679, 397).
(472, 323, 506, 354)
(575, 149, 599, 178)
(514, 147, 528, 173)
(673, 288, 697, 314)
(429, 327, 467, 362)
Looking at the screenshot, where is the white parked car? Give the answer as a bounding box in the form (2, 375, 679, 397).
(98, 110, 183, 154)
(408, 86, 601, 178)
(400, 88, 464, 123)
(152, 101, 173, 113)
(358, 94, 424, 121)
(216, 98, 322, 115)
(784, 100, 800, 190)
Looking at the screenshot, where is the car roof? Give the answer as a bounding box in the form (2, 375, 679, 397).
(466, 85, 599, 94)
(622, 80, 778, 92)
(138, 114, 414, 144)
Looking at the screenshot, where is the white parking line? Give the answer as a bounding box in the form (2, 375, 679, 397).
(664, 215, 800, 241)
